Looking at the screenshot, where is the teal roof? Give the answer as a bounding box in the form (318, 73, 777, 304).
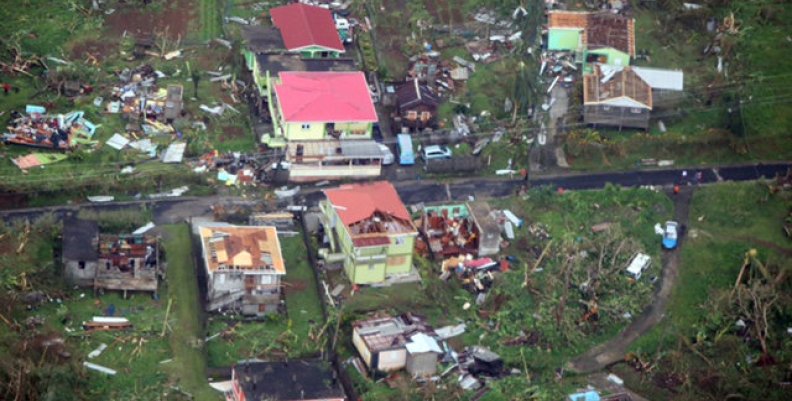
(569, 391, 601, 401)
(548, 28, 582, 51)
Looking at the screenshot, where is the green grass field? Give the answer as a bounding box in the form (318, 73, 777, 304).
(162, 224, 219, 401)
(206, 233, 325, 367)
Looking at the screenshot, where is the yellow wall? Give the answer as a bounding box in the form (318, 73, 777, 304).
(284, 122, 326, 141)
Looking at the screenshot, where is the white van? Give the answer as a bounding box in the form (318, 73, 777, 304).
(625, 253, 651, 280)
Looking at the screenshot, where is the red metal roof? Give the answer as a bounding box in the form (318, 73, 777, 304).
(352, 236, 391, 248)
(270, 3, 344, 53)
(324, 181, 411, 227)
(274, 72, 378, 123)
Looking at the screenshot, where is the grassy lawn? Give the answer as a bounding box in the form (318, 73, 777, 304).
(198, 0, 222, 41)
(345, 187, 673, 401)
(623, 182, 792, 400)
(162, 224, 219, 401)
(206, 233, 325, 367)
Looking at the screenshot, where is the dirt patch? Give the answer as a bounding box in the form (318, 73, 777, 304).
(284, 279, 308, 295)
(425, 0, 465, 25)
(70, 39, 118, 62)
(105, 0, 195, 39)
(219, 127, 244, 142)
(736, 236, 792, 257)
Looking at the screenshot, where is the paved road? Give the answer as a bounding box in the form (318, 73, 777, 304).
(2, 162, 790, 222)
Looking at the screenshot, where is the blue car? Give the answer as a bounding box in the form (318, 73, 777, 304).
(662, 221, 679, 250)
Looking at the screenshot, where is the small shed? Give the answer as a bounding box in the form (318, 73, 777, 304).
(405, 332, 442, 377)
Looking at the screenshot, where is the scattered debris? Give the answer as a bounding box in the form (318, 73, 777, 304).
(83, 317, 132, 332)
(83, 361, 117, 376)
(87, 343, 108, 359)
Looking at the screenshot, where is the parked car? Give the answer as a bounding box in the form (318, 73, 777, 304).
(422, 145, 452, 161)
(662, 221, 679, 250)
(378, 143, 394, 165)
(625, 252, 651, 280)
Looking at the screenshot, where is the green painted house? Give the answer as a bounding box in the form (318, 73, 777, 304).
(547, 11, 635, 67)
(321, 181, 417, 284)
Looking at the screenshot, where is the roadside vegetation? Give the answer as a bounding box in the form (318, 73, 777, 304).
(0, 211, 221, 400)
(337, 186, 673, 401)
(617, 182, 792, 400)
(565, 0, 792, 170)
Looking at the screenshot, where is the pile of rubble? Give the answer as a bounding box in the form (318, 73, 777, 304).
(3, 107, 97, 150)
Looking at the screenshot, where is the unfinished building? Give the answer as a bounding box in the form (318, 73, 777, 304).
(198, 225, 285, 316)
(583, 66, 653, 130)
(420, 201, 501, 259)
(62, 217, 161, 296)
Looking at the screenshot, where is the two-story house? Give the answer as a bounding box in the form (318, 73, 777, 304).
(241, 3, 354, 116)
(198, 225, 285, 316)
(320, 181, 417, 284)
(268, 71, 383, 181)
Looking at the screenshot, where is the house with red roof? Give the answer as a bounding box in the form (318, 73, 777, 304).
(320, 181, 418, 284)
(271, 71, 378, 141)
(270, 3, 345, 59)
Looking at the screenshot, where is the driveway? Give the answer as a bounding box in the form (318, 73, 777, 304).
(566, 186, 694, 373)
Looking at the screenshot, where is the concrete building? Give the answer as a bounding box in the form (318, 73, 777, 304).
(320, 181, 417, 284)
(198, 225, 285, 316)
(62, 217, 160, 297)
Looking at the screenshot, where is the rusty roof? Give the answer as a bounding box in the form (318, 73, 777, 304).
(548, 11, 635, 56)
(583, 66, 653, 109)
(199, 225, 285, 274)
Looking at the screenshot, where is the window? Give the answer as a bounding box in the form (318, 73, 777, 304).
(420, 111, 431, 121)
(261, 275, 273, 285)
(78, 261, 85, 270)
(394, 237, 405, 245)
(406, 111, 418, 121)
(218, 274, 226, 284)
(301, 123, 311, 130)
(602, 106, 611, 111)
(630, 108, 643, 114)
(106, 262, 111, 270)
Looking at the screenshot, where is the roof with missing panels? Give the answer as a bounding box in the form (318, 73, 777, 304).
(270, 3, 345, 52)
(324, 181, 412, 229)
(548, 11, 635, 56)
(233, 360, 345, 401)
(396, 79, 441, 111)
(199, 225, 285, 274)
(583, 66, 653, 109)
(274, 71, 378, 123)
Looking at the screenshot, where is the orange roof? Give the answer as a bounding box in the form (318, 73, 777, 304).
(548, 11, 590, 29)
(583, 66, 652, 109)
(324, 181, 414, 232)
(199, 226, 285, 274)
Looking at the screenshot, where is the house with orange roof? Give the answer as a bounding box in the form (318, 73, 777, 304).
(198, 224, 285, 316)
(320, 181, 418, 284)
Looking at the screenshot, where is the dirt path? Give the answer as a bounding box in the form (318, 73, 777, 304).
(566, 186, 694, 374)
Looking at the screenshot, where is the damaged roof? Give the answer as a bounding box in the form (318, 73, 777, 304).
(396, 79, 441, 111)
(241, 26, 284, 54)
(548, 11, 635, 57)
(62, 217, 99, 261)
(233, 360, 345, 401)
(255, 53, 355, 75)
(270, 3, 345, 53)
(274, 71, 378, 123)
(199, 225, 285, 274)
(584, 66, 652, 109)
(324, 181, 412, 229)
